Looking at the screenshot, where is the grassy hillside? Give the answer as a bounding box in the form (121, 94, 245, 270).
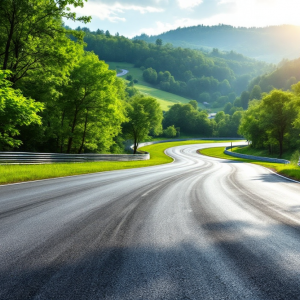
(108, 61, 207, 111)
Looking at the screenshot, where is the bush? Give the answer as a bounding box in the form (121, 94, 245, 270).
(290, 150, 300, 165)
(163, 125, 177, 138)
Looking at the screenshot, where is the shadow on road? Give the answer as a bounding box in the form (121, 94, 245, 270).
(1, 220, 300, 299)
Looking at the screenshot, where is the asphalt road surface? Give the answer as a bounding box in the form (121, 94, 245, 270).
(116, 69, 128, 77)
(1, 142, 300, 300)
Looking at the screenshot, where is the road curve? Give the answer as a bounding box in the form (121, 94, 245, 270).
(116, 69, 129, 77)
(1, 142, 300, 299)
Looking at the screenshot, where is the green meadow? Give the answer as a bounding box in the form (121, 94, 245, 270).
(199, 147, 300, 181)
(107, 61, 206, 111)
(0, 140, 226, 185)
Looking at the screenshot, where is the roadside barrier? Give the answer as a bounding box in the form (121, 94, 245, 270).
(0, 138, 245, 164)
(224, 146, 290, 164)
(0, 151, 149, 164)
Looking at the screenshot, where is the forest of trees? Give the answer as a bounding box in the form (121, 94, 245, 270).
(239, 83, 300, 157)
(247, 58, 300, 94)
(80, 28, 273, 108)
(2, 1, 300, 157)
(134, 24, 300, 63)
(0, 0, 156, 154)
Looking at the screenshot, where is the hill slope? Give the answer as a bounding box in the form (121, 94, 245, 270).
(108, 62, 206, 111)
(134, 24, 300, 63)
(81, 29, 273, 110)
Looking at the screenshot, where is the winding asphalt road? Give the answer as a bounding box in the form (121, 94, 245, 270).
(116, 69, 129, 77)
(1, 142, 300, 299)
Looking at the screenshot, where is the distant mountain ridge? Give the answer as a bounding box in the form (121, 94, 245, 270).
(134, 24, 300, 63)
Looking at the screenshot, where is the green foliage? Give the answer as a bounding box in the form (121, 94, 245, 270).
(0, 70, 44, 150)
(0, 0, 90, 84)
(224, 102, 233, 114)
(290, 150, 300, 166)
(250, 85, 262, 100)
(134, 24, 300, 63)
(163, 125, 177, 138)
(143, 68, 158, 84)
(82, 29, 273, 104)
(163, 103, 214, 137)
(123, 95, 163, 153)
(156, 38, 163, 46)
(200, 146, 300, 182)
(214, 110, 243, 137)
(188, 100, 198, 110)
(0, 140, 231, 184)
(240, 91, 250, 109)
(248, 58, 300, 94)
(239, 88, 300, 157)
(54, 52, 127, 154)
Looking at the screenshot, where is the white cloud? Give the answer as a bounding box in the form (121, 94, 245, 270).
(177, 0, 203, 9)
(73, 2, 164, 23)
(217, 0, 235, 4)
(204, 0, 300, 27)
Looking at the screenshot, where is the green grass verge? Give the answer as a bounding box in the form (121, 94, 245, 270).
(107, 61, 223, 112)
(232, 145, 293, 161)
(0, 140, 234, 185)
(199, 147, 300, 181)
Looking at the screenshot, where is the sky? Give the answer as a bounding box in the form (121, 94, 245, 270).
(65, 0, 300, 38)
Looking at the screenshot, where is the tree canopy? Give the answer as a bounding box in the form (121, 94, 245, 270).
(239, 87, 300, 157)
(123, 95, 163, 153)
(0, 70, 44, 150)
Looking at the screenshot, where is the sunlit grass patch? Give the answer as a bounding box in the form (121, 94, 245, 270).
(0, 140, 233, 185)
(199, 147, 300, 181)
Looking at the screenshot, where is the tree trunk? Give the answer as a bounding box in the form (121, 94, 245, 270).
(78, 111, 88, 154)
(279, 140, 283, 158)
(67, 108, 79, 153)
(3, 11, 15, 70)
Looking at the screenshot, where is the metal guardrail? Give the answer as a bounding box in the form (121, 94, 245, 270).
(224, 146, 290, 164)
(0, 151, 149, 164)
(0, 138, 246, 164)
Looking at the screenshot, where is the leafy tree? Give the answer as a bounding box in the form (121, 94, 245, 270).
(124, 95, 163, 153)
(240, 91, 250, 109)
(228, 92, 236, 103)
(199, 92, 211, 103)
(239, 100, 266, 148)
(239, 89, 300, 156)
(126, 75, 133, 81)
(224, 102, 233, 114)
(233, 97, 242, 107)
(163, 125, 177, 138)
(56, 52, 126, 153)
(163, 103, 213, 136)
(189, 100, 198, 110)
(156, 38, 162, 46)
(250, 85, 262, 100)
(0, 70, 44, 150)
(215, 110, 242, 137)
(260, 90, 297, 157)
(143, 68, 158, 84)
(0, 0, 90, 83)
